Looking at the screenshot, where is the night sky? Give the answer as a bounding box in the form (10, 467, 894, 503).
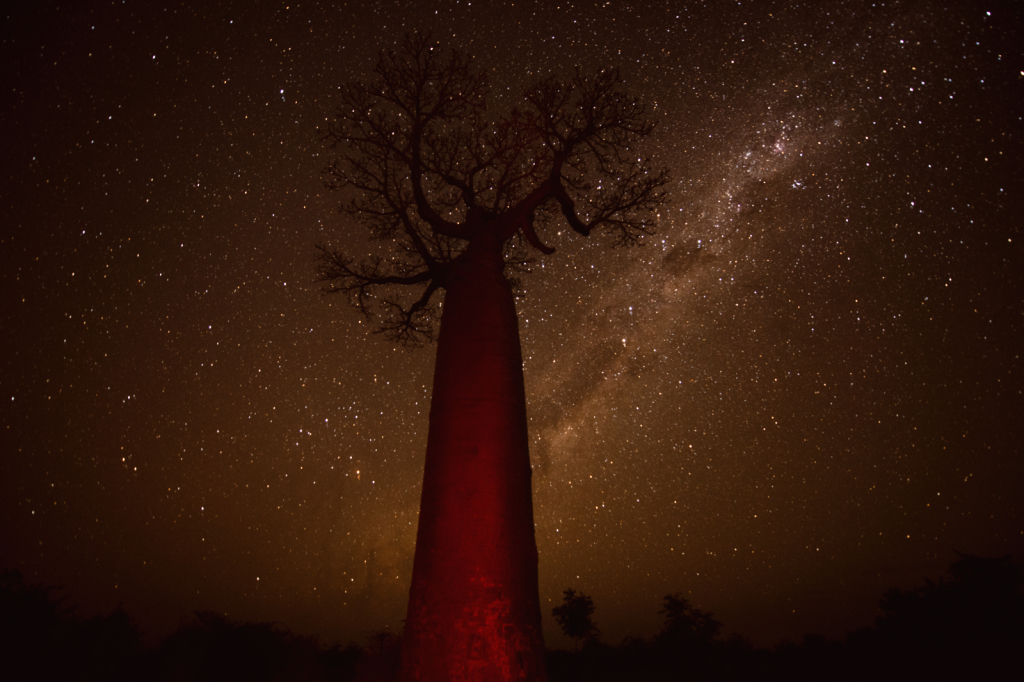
(3, 0, 1022, 650)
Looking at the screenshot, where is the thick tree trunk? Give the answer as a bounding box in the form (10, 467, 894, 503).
(399, 238, 548, 681)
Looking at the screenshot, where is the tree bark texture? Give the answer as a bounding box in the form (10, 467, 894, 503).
(399, 239, 547, 681)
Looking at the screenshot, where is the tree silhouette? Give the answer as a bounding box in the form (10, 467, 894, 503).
(657, 594, 721, 647)
(846, 552, 1024, 681)
(152, 610, 356, 682)
(552, 589, 600, 651)
(318, 33, 667, 682)
(317, 33, 667, 345)
(0, 569, 146, 681)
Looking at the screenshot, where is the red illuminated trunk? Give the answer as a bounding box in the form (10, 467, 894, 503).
(399, 237, 548, 681)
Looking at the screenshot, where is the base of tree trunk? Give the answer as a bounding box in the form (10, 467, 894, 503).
(399, 243, 547, 681)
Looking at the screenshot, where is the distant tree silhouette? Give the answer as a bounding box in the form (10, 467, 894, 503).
(845, 552, 1024, 681)
(657, 594, 721, 646)
(353, 629, 402, 682)
(318, 32, 667, 682)
(72, 606, 145, 682)
(766, 633, 845, 682)
(552, 589, 600, 651)
(152, 610, 354, 682)
(648, 594, 724, 678)
(10, 553, 1018, 682)
(0, 569, 145, 682)
(546, 593, 756, 682)
(1, 569, 71, 680)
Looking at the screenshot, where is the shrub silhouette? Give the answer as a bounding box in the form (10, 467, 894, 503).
(152, 610, 355, 682)
(846, 552, 1023, 681)
(4, 553, 1019, 682)
(552, 589, 600, 651)
(0, 569, 144, 681)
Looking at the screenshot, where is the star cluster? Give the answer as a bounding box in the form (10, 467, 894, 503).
(2, 0, 1021, 648)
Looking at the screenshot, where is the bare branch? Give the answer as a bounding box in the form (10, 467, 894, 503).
(317, 34, 668, 344)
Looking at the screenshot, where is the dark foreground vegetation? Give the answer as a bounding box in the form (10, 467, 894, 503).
(2, 553, 1020, 681)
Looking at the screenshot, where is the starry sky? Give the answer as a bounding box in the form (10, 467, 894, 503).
(2, 0, 1022, 649)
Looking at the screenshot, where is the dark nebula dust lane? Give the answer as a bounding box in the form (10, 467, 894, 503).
(2, 0, 1022, 649)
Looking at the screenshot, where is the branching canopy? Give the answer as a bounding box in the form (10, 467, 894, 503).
(316, 33, 669, 345)
(552, 588, 600, 647)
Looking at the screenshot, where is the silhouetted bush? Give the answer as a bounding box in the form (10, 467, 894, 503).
(0, 569, 145, 681)
(547, 592, 759, 682)
(352, 629, 401, 682)
(5, 554, 1020, 682)
(552, 588, 601, 651)
(549, 554, 1023, 681)
(846, 553, 1023, 681)
(151, 610, 359, 682)
(0, 570, 359, 682)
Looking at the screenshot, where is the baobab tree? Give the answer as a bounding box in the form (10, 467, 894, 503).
(316, 33, 668, 682)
